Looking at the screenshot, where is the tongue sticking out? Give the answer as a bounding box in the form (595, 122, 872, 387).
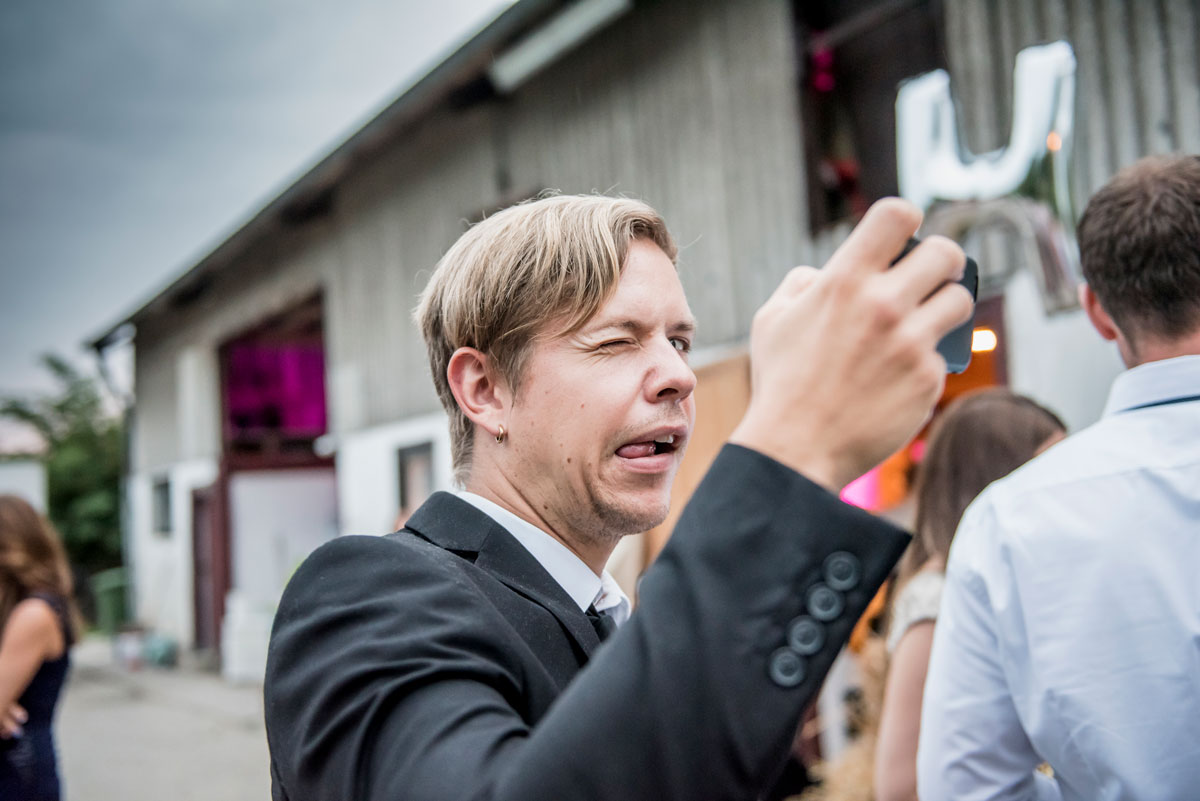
(617, 442, 657, 459)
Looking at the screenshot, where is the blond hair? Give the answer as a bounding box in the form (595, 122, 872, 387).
(416, 194, 677, 484)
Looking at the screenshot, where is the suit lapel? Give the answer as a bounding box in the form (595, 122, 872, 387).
(404, 492, 602, 658)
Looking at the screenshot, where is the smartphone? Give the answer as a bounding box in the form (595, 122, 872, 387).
(891, 237, 979, 374)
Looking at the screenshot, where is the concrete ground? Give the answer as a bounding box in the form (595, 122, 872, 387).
(56, 636, 271, 801)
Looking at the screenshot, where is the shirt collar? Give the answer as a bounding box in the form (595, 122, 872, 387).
(1102, 354, 1200, 417)
(456, 491, 631, 623)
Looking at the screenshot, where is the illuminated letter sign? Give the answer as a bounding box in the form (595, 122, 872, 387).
(896, 41, 1080, 312)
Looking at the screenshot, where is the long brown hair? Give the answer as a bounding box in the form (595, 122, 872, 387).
(0, 495, 81, 642)
(895, 389, 1065, 585)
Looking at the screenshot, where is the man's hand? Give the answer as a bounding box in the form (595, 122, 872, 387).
(730, 198, 973, 490)
(1, 703, 26, 738)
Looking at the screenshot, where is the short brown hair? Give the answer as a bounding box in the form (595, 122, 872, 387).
(1077, 154, 1200, 343)
(416, 194, 677, 484)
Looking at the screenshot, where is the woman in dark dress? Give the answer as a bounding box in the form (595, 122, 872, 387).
(0, 495, 80, 801)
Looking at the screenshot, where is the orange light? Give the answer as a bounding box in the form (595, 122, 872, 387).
(1046, 132, 1062, 152)
(972, 328, 998, 353)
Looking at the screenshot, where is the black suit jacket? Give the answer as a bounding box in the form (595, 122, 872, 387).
(264, 444, 909, 801)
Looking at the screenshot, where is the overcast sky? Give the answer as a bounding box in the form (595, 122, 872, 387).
(0, 0, 511, 420)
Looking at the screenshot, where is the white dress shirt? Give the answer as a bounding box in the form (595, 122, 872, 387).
(918, 355, 1200, 801)
(457, 491, 631, 624)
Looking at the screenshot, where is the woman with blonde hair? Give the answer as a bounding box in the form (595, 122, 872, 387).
(0, 495, 81, 801)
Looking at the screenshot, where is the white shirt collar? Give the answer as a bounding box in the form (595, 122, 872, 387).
(1102, 354, 1200, 417)
(456, 491, 631, 624)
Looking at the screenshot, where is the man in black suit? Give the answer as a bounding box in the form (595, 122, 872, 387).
(264, 194, 971, 800)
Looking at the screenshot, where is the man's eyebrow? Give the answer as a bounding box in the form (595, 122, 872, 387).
(671, 319, 697, 333)
(588, 318, 698, 335)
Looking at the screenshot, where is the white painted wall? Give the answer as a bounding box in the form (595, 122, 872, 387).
(176, 345, 221, 461)
(0, 461, 46, 512)
(223, 468, 338, 682)
(125, 411, 454, 682)
(1003, 268, 1124, 432)
(335, 412, 454, 536)
(127, 459, 218, 648)
(227, 469, 339, 602)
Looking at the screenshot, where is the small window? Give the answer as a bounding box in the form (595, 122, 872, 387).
(152, 477, 172, 535)
(397, 443, 434, 520)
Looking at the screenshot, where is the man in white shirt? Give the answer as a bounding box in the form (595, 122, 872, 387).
(918, 154, 1200, 801)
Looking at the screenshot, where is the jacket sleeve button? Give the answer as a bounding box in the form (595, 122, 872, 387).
(768, 647, 807, 688)
(787, 615, 825, 656)
(807, 583, 845, 622)
(823, 551, 862, 591)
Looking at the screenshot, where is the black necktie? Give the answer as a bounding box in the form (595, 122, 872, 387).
(586, 605, 618, 642)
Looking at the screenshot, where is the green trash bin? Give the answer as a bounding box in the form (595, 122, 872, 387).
(91, 567, 128, 635)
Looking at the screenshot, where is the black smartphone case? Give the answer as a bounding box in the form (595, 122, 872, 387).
(891, 238, 980, 374)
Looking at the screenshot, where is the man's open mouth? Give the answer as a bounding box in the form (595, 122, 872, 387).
(616, 434, 678, 458)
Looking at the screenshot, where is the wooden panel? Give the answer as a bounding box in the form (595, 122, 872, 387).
(131, 227, 336, 469)
(993, 0, 1021, 147)
(133, 0, 1200, 471)
(1098, 0, 1146, 167)
(132, 337, 182, 471)
(1010, 0, 1042, 62)
(1133, 1, 1176, 153)
(133, 0, 811, 451)
(944, 0, 996, 153)
(1039, 0, 1071, 41)
(1163, 0, 1200, 149)
(705, 0, 812, 327)
(503, 0, 807, 347)
(326, 105, 496, 429)
(944, 0, 1200, 198)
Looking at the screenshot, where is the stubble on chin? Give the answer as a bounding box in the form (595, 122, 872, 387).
(567, 454, 677, 547)
(578, 490, 670, 547)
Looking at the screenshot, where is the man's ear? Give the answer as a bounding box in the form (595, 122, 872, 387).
(446, 347, 509, 438)
(1079, 283, 1120, 342)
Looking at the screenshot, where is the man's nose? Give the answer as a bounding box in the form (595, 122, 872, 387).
(647, 341, 696, 403)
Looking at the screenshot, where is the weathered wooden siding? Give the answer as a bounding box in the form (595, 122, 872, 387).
(325, 103, 498, 433)
(131, 0, 1199, 471)
(133, 224, 335, 470)
(132, 336, 182, 472)
(327, 0, 808, 431)
(502, 0, 809, 343)
(130, 0, 810, 469)
(944, 0, 1200, 203)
